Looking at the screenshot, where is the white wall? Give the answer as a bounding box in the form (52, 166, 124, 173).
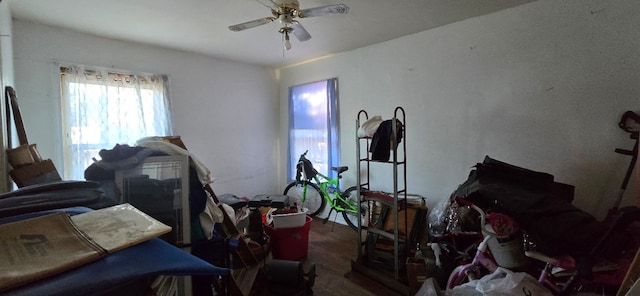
(11, 0, 640, 219)
(0, 2, 14, 192)
(277, 0, 640, 219)
(0, 4, 12, 87)
(12, 20, 280, 198)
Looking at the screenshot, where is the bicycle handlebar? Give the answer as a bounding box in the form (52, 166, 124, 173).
(453, 196, 486, 231)
(299, 150, 309, 159)
(296, 150, 316, 181)
(619, 111, 640, 133)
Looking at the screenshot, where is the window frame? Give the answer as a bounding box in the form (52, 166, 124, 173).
(59, 65, 172, 180)
(286, 78, 340, 183)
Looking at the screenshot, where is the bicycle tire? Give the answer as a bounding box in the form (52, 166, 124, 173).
(341, 186, 369, 231)
(283, 181, 326, 217)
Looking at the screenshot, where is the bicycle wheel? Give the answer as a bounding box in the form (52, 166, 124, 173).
(341, 186, 369, 231)
(283, 181, 326, 217)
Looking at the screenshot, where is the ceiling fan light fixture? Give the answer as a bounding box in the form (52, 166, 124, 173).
(280, 27, 293, 50)
(278, 11, 293, 24)
(284, 33, 292, 50)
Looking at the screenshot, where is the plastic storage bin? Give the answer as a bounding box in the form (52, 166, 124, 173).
(271, 208, 308, 229)
(264, 216, 312, 260)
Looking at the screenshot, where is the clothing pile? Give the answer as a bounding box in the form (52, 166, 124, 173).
(358, 115, 404, 161)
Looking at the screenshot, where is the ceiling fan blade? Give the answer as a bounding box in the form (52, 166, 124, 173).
(290, 21, 311, 42)
(229, 17, 276, 32)
(298, 4, 349, 18)
(255, 0, 281, 11)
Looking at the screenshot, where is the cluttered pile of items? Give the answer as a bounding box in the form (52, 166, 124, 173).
(414, 111, 640, 296)
(220, 193, 317, 295)
(4, 86, 61, 188)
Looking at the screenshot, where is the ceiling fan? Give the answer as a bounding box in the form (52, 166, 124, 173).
(229, 0, 349, 50)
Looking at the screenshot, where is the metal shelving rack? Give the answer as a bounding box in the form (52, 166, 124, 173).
(352, 107, 408, 292)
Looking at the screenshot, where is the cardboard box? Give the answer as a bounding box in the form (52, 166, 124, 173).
(10, 159, 62, 188)
(406, 257, 428, 294)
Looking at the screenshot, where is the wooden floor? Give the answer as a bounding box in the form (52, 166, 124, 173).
(298, 219, 403, 296)
(263, 218, 635, 296)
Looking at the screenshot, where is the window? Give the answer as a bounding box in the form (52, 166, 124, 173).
(287, 78, 339, 182)
(60, 65, 172, 180)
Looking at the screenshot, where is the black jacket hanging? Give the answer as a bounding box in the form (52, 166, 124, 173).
(369, 119, 403, 161)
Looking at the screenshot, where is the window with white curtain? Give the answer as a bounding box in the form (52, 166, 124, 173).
(287, 78, 339, 182)
(60, 65, 172, 180)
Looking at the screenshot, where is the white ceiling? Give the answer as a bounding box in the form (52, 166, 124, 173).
(8, 0, 536, 68)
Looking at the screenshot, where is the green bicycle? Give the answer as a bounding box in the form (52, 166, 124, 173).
(283, 150, 368, 230)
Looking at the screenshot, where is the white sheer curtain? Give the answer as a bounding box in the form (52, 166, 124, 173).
(60, 65, 173, 180)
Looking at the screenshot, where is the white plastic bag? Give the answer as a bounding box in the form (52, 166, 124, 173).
(475, 267, 552, 296)
(198, 196, 225, 239)
(447, 279, 482, 296)
(415, 278, 445, 296)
